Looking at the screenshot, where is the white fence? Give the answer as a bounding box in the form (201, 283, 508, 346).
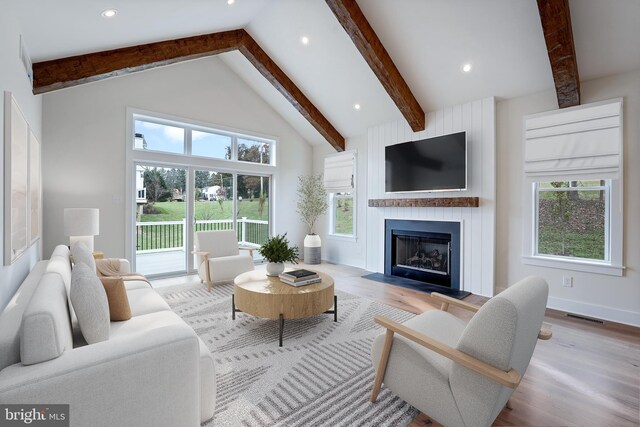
(136, 218, 269, 253)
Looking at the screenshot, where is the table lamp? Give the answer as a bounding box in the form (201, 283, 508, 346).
(64, 208, 99, 252)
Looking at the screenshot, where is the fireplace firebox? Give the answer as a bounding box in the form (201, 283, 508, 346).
(385, 219, 461, 292)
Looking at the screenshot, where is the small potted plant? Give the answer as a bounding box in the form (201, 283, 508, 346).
(296, 174, 328, 265)
(258, 234, 299, 276)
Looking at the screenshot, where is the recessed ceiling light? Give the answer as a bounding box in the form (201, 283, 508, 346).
(462, 63, 472, 73)
(353, 103, 361, 110)
(227, 0, 235, 4)
(300, 36, 310, 45)
(101, 9, 118, 18)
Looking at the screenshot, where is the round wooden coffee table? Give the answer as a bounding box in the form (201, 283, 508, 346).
(233, 269, 337, 346)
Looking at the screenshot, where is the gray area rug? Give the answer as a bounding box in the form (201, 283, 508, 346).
(157, 282, 419, 427)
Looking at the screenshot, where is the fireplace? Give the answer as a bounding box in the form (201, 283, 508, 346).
(385, 219, 461, 291)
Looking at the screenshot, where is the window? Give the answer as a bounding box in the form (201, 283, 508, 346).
(324, 151, 356, 238)
(134, 120, 184, 154)
(331, 192, 355, 236)
(191, 131, 231, 160)
(133, 115, 274, 165)
(237, 138, 270, 164)
(522, 99, 623, 276)
(534, 180, 609, 261)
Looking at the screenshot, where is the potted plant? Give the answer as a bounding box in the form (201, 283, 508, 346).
(258, 234, 299, 276)
(296, 175, 328, 265)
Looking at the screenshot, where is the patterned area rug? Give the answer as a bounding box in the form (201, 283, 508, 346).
(156, 282, 419, 427)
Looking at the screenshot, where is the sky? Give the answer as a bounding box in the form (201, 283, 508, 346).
(135, 120, 230, 159)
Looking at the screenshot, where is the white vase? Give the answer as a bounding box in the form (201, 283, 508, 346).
(304, 234, 322, 265)
(266, 262, 285, 276)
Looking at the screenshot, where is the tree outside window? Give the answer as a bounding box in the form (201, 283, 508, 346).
(332, 192, 354, 236)
(536, 180, 607, 261)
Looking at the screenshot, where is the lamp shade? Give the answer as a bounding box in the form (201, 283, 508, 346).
(64, 208, 99, 236)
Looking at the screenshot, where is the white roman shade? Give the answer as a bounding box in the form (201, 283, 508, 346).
(524, 99, 622, 182)
(324, 151, 355, 193)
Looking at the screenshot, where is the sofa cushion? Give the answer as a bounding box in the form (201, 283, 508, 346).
(124, 280, 151, 291)
(20, 273, 73, 366)
(108, 310, 189, 339)
(46, 245, 76, 325)
(47, 245, 72, 290)
(99, 277, 132, 321)
(0, 261, 48, 371)
(125, 288, 170, 317)
(71, 241, 96, 273)
(71, 263, 110, 344)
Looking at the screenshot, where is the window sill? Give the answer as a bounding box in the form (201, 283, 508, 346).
(522, 255, 624, 277)
(327, 234, 357, 243)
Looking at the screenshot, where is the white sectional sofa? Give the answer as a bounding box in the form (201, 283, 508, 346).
(0, 245, 215, 427)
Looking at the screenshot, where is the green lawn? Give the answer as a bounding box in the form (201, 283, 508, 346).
(140, 200, 269, 222)
(538, 227, 605, 260)
(334, 199, 354, 235)
(537, 194, 605, 260)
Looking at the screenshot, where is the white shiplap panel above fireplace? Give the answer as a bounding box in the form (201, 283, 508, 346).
(366, 97, 496, 297)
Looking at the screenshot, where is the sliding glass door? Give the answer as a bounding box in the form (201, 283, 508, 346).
(128, 111, 276, 277)
(237, 174, 270, 249)
(134, 164, 272, 277)
(135, 164, 187, 276)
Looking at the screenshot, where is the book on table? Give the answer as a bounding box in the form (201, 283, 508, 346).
(279, 269, 319, 282)
(279, 276, 322, 287)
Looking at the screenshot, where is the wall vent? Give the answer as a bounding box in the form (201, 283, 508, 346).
(565, 313, 605, 325)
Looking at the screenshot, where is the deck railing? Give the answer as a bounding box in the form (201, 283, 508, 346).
(136, 218, 269, 252)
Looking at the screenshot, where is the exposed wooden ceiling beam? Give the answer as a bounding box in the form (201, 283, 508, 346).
(32, 30, 245, 94)
(537, 0, 581, 108)
(238, 33, 344, 151)
(32, 29, 345, 151)
(325, 0, 425, 132)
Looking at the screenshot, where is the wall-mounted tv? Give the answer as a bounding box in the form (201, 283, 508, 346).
(385, 131, 467, 193)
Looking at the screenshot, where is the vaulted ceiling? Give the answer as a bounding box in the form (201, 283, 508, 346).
(13, 0, 640, 146)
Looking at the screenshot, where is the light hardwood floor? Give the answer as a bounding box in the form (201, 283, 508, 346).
(152, 262, 640, 427)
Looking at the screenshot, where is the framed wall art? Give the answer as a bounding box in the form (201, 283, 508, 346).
(3, 91, 40, 265)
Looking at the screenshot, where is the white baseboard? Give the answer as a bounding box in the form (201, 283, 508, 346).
(547, 296, 640, 327)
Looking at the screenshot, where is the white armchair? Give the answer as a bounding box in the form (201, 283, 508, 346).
(370, 276, 551, 427)
(194, 230, 254, 290)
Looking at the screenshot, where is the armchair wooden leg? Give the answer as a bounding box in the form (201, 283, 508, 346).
(371, 329, 395, 402)
(506, 398, 513, 410)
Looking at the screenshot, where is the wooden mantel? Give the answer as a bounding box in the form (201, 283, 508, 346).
(368, 197, 479, 208)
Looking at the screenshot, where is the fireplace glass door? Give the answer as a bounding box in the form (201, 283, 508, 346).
(395, 235, 450, 276)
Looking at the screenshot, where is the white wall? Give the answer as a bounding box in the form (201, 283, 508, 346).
(366, 98, 496, 297)
(0, 8, 42, 311)
(496, 69, 640, 326)
(42, 57, 313, 261)
(313, 134, 368, 269)
(314, 97, 496, 297)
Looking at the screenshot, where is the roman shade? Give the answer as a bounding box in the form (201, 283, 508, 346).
(324, 151, 355, 193)
(524, 99, 622, 182)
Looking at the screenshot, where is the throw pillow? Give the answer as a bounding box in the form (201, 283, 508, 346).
(70, 262, 110, 344)
(99, 277, 132, 321)
(71, 241, 96, 273)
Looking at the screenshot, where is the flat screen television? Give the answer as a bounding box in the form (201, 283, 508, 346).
(385, 131, 467, 192)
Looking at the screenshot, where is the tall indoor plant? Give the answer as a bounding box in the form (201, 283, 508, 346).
(296, 174, 328, 264)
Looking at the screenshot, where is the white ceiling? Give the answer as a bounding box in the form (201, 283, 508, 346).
(13, 0, 640, 146)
